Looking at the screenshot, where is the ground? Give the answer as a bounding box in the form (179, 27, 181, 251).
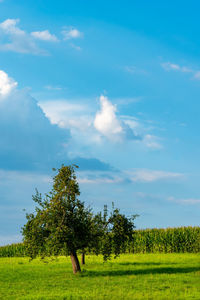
(0, 253, 200, 299)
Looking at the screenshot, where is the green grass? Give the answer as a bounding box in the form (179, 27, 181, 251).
(0, 254, 200, 299)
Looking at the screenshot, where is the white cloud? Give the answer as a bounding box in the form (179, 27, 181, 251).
(161, 62, 192, 73)
(0, 18, 46, 54)
(0, 19, 61, 54)
(39, 96, 162, 150)
(0, 19, 23, 35)
(160, 61, 200, 81)
(127, 169, 183, 182)
(62, 28, 83, 40)
(0, 70, 17, 97)
(94, 95, 123, 141)
(0, 169, 51, 184)
(0, 19, 83, 54)
(77, 171, 123, 184)
(94, 95, 141, 142)
(124, 66, 147, 75)
(69, 43, 82, 51)
(39, 100, 92, 130)
(31, 30, 58, 42)
(44, 85, 63, 91)
(0, 70, 70, 170)
(193, 71, 200, 80)
(77, 168, 184, 185)
(143, 134, 163, 149)
(168, 196, 200, 205)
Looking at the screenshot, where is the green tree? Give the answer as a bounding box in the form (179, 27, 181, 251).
(108, 205, 137, 258)
(22, 165, 93, 274)
(81, 204, 137, 264)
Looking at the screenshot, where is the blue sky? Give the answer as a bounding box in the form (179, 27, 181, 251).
(0, 0, 200, 245)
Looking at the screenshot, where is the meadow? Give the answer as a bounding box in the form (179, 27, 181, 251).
(0, 253, 200, 299)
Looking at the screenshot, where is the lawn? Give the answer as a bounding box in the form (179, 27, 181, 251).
(0, 253, 200, 299)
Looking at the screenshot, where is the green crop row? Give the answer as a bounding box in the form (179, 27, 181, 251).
(128, 226, 200, 253)
(0, 243, 26, 257)
(1, 226, 200, 257)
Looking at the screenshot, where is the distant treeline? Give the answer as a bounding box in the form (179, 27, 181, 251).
(1, 226, 200, 257)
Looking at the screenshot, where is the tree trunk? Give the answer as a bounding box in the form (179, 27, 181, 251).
(70, 251, 81, 274)
(81, 251, 85, 265)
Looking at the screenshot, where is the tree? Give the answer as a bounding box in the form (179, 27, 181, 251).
(108, 204, 137, 258)
(22, 165, 94, 274)
(81, 204, 137, 264)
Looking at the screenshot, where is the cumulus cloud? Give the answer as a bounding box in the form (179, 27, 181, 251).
(0, 70, 69, 171)
(0, 70, 17, 97)
(39, 96, 162, 150)
(39, 100, 92, 130)
(31, 30, 58, 42)
(126, 169, 184, 182)
(94, 95, 141, 142)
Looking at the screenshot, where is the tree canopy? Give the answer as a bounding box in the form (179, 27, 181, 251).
(22, 165, 137, 274)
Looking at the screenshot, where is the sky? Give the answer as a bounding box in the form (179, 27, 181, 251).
(0, 0, 200, 245)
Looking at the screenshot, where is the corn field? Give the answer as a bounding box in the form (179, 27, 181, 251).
(0, 243, 26, 257)
(129, 226, 200, 253)
(0, 226, 200, 257)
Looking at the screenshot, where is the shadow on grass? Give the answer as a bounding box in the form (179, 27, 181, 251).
(118, 262, 177, 266)
(82, 266, 200, 277)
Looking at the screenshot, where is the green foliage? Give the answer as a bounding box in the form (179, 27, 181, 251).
(22, 165, 94, 260)
(109, 205, 136, 257)
(87, 204, 137, 261)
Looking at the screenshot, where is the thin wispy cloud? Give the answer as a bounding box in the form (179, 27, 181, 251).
(69, 43, 82, 51)
(168, 196, 200, 205)
(124, 65, 147, 75)
(161, 62, 192, 73)
(62, 27, 83, 40)
(126, 169, 184, 182)
(161, 61, 200, 80)
(44, 85, 63, 91)
(77, 168, 184, 185)
(78, 172, 123, 184)
(62, 27, 83, 51)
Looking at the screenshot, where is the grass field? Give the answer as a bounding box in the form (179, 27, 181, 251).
(0, 253, 200, 299)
